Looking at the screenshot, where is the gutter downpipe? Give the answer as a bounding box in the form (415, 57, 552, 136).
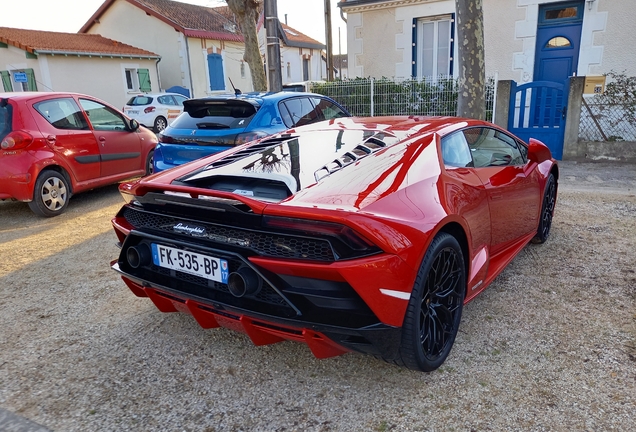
(184, 35, 194, 97)
(155, 57, 162, 92)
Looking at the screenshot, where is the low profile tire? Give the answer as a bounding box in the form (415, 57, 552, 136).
(28, 170, 71, 217)
(145, 149, 155, 176)
(396, 232, 466, 372)
(153, 116, 167, 133)
(532, 173, 557, 244)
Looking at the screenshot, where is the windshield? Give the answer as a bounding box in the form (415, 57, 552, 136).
(126, 96, 153, 106)
(171, 104, 256, 130)
(0, 101, 12, 142)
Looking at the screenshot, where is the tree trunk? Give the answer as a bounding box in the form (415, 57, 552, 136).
(455, 0, 485, 120)
(227, 0, 267, 92)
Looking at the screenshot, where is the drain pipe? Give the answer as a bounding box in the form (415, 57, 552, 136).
(155, 57, 162, 91)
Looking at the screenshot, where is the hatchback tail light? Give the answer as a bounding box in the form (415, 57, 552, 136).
(1, 131, 34, 150)
(158, 134, 174, 143)
(144, 106, 156, 114)
(235, 131, 268, 145)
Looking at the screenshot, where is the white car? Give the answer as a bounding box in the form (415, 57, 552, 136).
(123, 93, 188, 132)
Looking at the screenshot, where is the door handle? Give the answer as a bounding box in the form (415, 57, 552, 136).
(561, 106, 567, 119)
(46, 135, 56, 143)
(99, 136, 106, 146)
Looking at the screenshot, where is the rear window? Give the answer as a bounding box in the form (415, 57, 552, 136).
(172, 104, 256, 130)
(0, 102, 12, 142)
(126, 96, 153, 106)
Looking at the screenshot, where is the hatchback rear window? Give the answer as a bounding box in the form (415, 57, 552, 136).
(0, 101, 13, 142)
(126, 96, 153, 106)
(172, 104, 256, 130)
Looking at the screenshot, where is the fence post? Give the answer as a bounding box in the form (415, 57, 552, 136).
(562, 76, 585, 159)
(370, 77, 374, 117)
(494, 80, 512, 129)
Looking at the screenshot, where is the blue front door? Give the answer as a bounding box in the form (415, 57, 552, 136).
(534, 1, 584, 83)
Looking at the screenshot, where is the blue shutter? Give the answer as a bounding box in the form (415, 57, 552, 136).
(207, 53, 225, 91)
(412, 18, 418, 78)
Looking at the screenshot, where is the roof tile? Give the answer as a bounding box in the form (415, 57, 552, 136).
(0, 26, 159, 57)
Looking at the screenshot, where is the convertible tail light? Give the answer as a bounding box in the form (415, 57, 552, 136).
(1, 130, 34, 150)
(262, 216, 376, 251)
(144, 106, 156, 114)
(235, 131, 268, 145)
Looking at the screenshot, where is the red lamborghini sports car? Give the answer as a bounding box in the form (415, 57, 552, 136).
(110, 116, 558, 371)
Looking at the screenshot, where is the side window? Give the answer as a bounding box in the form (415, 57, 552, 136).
(174, 95, 188, 106)
(311, 97, 348, 121)
(441, 131, 473, 167)
(157, 95, 175, 105)
(463, 127, 523, 167)
(34, 98, 89, 130)
(281, 97, 320, 127)
(78, 99, 127, 131)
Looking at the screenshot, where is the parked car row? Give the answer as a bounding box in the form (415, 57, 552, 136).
(0, 90, 349, 217)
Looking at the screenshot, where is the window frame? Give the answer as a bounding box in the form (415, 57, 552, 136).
(412, 14, 455, 79)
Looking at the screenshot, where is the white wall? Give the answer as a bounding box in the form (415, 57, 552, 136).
(85, 0, 189, 91)
(1, 43, 159, 108)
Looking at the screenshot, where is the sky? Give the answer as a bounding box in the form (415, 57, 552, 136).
(0, 0, 348, 53)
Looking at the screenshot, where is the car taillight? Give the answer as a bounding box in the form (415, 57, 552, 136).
(262, 216, 376, 251)
(235, 131, 268, 145)
(158, 134, 175, 143)
(1, 131, 34, 150)
(144, 106, 156, 114)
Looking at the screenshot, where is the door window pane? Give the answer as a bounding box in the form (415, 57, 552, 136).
(420, 22, 435, 77)
(546, 36, 571, 48)
(282, 98, 319, 127)
(79, 99, 127, 131)
(463, 127, 523, 167)
(437, 20, 451, 75)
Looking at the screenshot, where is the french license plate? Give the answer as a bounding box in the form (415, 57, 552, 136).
(151, 244, 229, 284)
(127, 110, 139, 115)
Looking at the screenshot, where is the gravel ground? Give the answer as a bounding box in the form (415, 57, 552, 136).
(0, 161, 635, 431)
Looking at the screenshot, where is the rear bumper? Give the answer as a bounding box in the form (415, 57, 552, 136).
(112, 261, 403, 359)
(152, 143, 231, 173)
(0, 152, 36, 201)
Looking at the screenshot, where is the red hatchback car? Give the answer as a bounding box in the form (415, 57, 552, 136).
(110, 116, 558, 372)
(0, 92, 157, 216)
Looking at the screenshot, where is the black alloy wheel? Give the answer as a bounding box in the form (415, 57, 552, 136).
(395, 232, 466, 372)
(533, 173, 556, 244)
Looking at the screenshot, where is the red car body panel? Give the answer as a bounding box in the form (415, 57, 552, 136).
(0, 92, 157, 203)
(110, 116, 558, 361)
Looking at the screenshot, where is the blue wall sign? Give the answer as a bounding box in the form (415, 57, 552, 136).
(13, 72, 28, 83)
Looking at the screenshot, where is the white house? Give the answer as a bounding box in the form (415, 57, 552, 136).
(81, 0, 328, 97)
(338, 0, 636, 85)
(0, 27, 160, 108)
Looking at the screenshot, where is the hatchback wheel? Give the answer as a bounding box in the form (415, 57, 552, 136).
(153, 116, 167, 133)
(28, 170, 71, 217)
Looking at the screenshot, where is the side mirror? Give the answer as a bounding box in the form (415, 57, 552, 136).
(129, 119, 140, 131)
(527, 138, 552, 163)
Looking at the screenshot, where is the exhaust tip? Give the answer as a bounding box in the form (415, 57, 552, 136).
(127, 244, 151, 269)
(227, 266, 261, 298)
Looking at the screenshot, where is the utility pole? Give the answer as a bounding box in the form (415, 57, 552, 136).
(264, 0, 282, 92)
(325, 0, 334, 81)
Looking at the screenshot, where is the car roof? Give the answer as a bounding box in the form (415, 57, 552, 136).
(0, 91, 101, 102)
(186, 91, 333, 107)
(128, 93, 187, 98)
